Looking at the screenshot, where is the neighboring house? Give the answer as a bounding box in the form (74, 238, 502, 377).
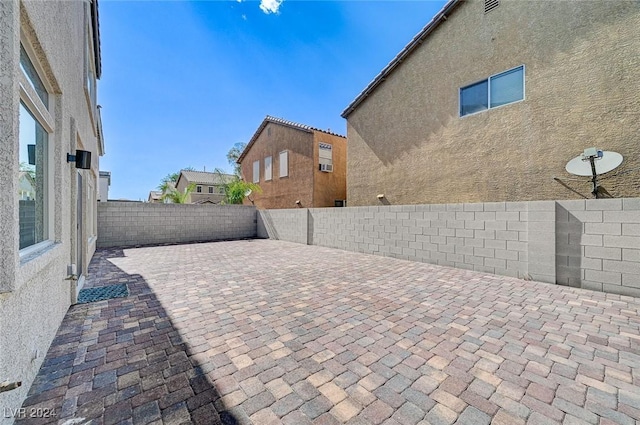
(342, 0, 640, 206)
(148, 190, 163, 203)
(174, 170, 236, 204)
(0, 0, 104, 414)
(98, 170, 111, 201)
(238, 116, 347, 209)
(18, 171, 35, 201)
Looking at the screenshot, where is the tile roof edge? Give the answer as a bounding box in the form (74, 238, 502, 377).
(238, 115, 346, 164)
(341, 0, 462, 119)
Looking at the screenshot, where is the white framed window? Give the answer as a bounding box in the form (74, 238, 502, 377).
(264, 156, 272, 181)
(196, 185, 202, 193)
(460, 65, 524, 117)
(279, 151, 288, 178)
(18, 39, 54, 253)
(85, 21, 97, 120)
(20, 45, 48, 108)
(319, 143, 333, 170)
(208, 186, 214, 194)
(253, 160, 260, 183)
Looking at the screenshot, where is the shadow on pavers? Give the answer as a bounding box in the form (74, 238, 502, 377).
(17, 248, 240, 425)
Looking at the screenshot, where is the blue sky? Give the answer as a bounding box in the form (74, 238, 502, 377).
(99, 0, 447, 200)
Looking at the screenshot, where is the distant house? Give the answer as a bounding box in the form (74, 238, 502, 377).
(148, 191, 163, 203)
(98, 170, 110, 201)
(238, 116, 347, 209)
(174, 170, 236, 204)
(18, 171, 35, 201)
(342, 0, 640, 205)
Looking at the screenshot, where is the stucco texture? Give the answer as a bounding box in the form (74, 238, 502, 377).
(346, 0, 640, 206)
(0, 1, 102, 420)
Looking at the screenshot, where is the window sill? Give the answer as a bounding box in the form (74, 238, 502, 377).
(14, 242, 63, 293)
(19, 240, 56, 264)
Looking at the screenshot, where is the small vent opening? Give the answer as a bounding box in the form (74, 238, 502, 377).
(485, 0, 499, 13)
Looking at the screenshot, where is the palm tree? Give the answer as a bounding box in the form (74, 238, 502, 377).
(212, 168, 261, 204)
(157, 167, 195, 194)
(161, 183, 196, 204)
(224, 179, 261, 204)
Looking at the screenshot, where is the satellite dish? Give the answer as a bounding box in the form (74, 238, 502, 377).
(564, 148, 623, 198)
(565, 150, 623, 176)
(244, 189, 252, 197)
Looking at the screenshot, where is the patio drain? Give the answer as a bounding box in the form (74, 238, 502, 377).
(77, 284, 129, 304)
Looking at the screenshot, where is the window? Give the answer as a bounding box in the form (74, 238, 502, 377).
(279, 151, 288, 178)
(253, 160, 260, 183)
(460, 65, 524, 116)
(20, 45, 48, 108)
(208, 186, 214, 194)
(219, 186, 225, 194)
(319, 143, 333, 170)
(264, 156, 272, 181)
(196, 185, 202, 193)
(85, 25, 97, 114)
(18, 41, 53, 252)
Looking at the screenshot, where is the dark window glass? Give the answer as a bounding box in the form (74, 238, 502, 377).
(460, 80, 488, 116)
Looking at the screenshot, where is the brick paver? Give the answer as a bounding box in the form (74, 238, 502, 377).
(17, 240, 640, 424)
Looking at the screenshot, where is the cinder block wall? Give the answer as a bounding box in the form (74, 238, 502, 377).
(257, 209, 308, 245)
(98, 202, 257, 248)
(258, 199, 640, 297)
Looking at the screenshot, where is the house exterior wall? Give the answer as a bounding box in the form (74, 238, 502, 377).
(240, 122, 315, 209)
(346, 0, 640, 206)
(174, 178, 225, 204)
(0, 0, 102, 418)
(98, 172, 109, 201)
(312, 132, 347, 208)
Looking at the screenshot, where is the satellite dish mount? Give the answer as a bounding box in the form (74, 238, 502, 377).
(584, 148, 603, 198)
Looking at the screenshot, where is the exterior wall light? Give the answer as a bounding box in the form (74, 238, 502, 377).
(377, 194, 385, 199)
(67, 150, 92, 169)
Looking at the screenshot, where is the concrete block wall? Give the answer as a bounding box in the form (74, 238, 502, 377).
(558, 198, 640, 296)
(98, 202, 257, 248)
(258, 198, 640, 297)
(257, 209, 308, 245)
(309, 203, 534, 280)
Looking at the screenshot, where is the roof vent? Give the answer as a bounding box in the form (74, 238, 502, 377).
(485, 0, 499, 13)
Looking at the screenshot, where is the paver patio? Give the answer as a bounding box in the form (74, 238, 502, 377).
(17, 239, 640, 425)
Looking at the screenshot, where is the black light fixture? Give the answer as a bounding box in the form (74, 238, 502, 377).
(67, 150, 91, 169)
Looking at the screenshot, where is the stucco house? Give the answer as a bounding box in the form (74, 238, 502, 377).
(174, 170, 236, 204)
(98, 170, 110, 201)
(148, 190, 163, 203)
(0, 0, 104, 413)
(238, 116, 347, 209)
(342, 0, 640, 206)
(18, 171, 35, 201)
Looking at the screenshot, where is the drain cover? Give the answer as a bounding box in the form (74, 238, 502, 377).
(77, 284, 129, 304)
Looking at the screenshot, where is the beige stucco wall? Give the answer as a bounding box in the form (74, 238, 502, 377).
(312, 132, 347, 207)
(346, 0, 640, 206)
(0, 0, 102, 420)
(240, 122, 315, 209)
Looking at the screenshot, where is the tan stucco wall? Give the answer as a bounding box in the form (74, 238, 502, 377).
(346, 0, 640, 206)
(312, 132, 347, 207)
(0, 1, 102, 419)
(240, 122, 315, 209)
